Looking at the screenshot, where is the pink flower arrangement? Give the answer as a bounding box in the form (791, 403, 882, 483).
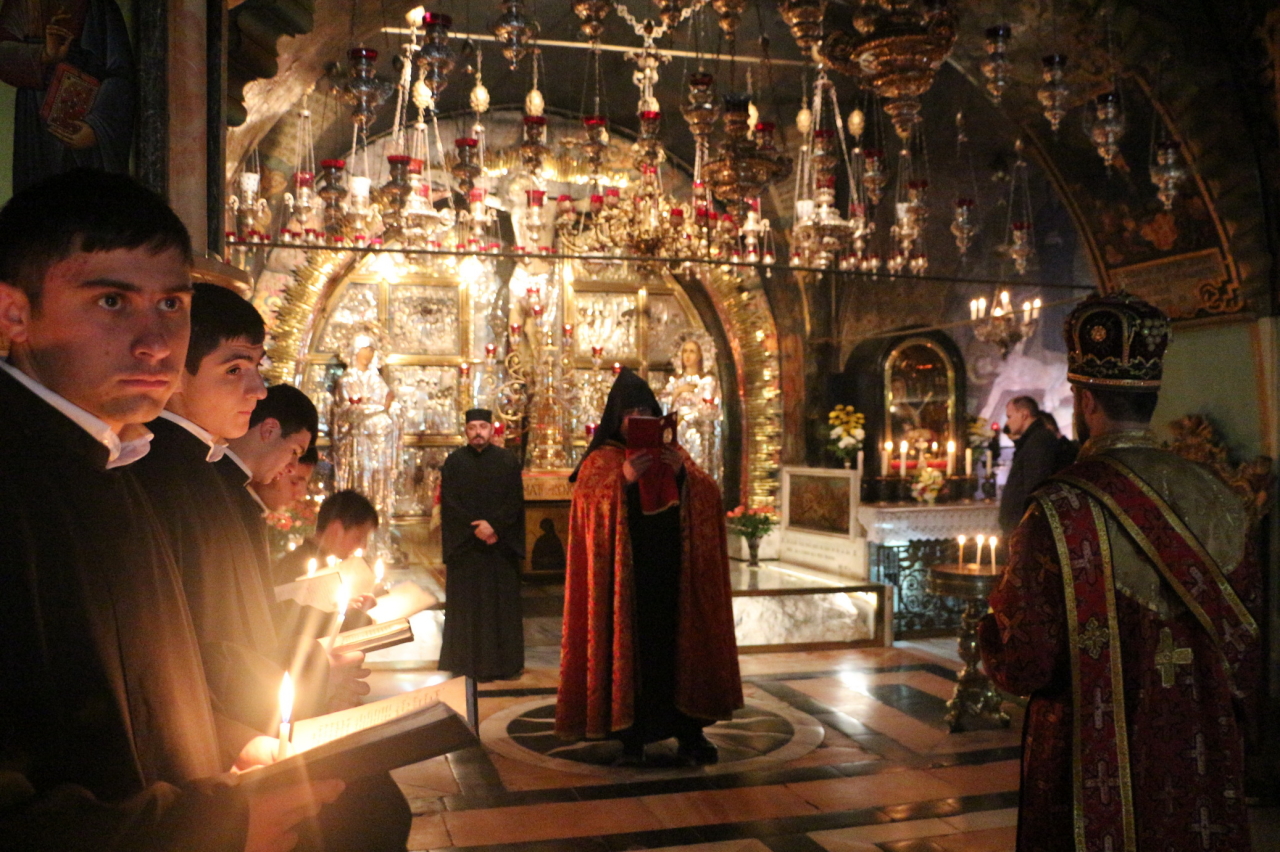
(726, 505, 778, 540)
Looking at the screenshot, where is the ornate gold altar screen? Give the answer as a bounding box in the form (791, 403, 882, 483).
(263, 249, 782, 532)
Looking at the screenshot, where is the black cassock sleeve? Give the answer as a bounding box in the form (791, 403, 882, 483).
(491, 452, 526, 561)
(440, 448, 526, 562)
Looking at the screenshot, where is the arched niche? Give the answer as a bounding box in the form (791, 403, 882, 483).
(838, 329, 968, 479)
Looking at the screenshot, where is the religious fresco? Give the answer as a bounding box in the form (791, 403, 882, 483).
(0, 0, 135, 193)
(786, 474, 852, 536)
(1030, 76, 1245, 319)
(524, 504, 570, 576)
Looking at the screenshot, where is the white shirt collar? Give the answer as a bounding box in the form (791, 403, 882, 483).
(223, 448, 271, 516)
(0, 360, 153, 468)
(159, 409, 227, 462)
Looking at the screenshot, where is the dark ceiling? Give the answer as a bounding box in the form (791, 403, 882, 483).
(226, 0, 1280, 315)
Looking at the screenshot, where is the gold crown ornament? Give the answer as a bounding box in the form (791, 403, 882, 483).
(1064, 291, 1170, 389)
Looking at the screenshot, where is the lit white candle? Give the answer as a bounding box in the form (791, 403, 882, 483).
(306, 557, 317, 577)
(1032, 298, 1042, 320)
(956, 534, 966, 571)
(946, 440, 956, 476)
(354, 548, 364, 559)
(276, 672, 294, 761)
(326, 581, 350, 649)
(326, 555, 338, 569)
(989, 536, 999, 571)
(975, 534, 986, 568)
(984, 449, 993, 477)
(899, 441, 909, 478)
(882, 440, 892, 477)
(374, 558, 385, 585)
(965, 447, 973, 477)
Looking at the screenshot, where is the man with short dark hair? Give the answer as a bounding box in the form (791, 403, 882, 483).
(255, 445, 318, 513)
(438, 408, 527, 682)
(979, 292, 1261, 851)
(998, 394, 1058, 535)
(274, 489, 380, 587)
(0, 168, 341, 850)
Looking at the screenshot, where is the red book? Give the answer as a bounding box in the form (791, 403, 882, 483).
(40, 63, 100, 144)
(625, 413, 680, 515)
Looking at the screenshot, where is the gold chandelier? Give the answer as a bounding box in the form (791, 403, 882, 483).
(820, 0, 957, 141)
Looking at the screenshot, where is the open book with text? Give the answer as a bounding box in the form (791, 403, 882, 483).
(238, 676, 473, 787)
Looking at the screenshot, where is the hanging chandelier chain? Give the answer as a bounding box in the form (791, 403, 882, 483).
(614, 0, 711, 42)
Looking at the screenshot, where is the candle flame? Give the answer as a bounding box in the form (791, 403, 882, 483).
(306, 558, 317, 577)
(884, 440, 892, 451)
(336, 581, 350, 619)
(976, 533, 986, 549)
(958, 534, 966, 546)
(355, 548, 364, 559)
(278, 672, 294, 726)
(374, 558, 385, 583)
(326, 555, 337, 569)
(947, 440, 956, 453)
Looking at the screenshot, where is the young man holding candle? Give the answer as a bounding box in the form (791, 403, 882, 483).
(978, 293, 1261, 851)
(133, 283, 409, 851)
(273, 488, 381, 588)
(221, 384, 411, 851)
(0, 169, 342, 851)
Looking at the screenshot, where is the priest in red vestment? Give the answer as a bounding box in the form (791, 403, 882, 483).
(556, 368, 742, 765)
(979, 292, 1262, 852)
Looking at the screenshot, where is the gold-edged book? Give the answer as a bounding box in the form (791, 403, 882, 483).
(238, 676, 473, 788)
(331, 618, 414, 655)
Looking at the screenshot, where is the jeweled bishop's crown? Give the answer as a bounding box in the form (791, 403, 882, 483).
(1064, 291, 1170, 390)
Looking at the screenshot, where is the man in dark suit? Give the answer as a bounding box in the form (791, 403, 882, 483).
(998, 395, 1059, 536)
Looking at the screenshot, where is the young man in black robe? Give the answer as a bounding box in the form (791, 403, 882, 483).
(220, 384, 410, 851)
(0, 168, 341, 850)
(438, 408, 527, 681)
(274, 489, 380, 649)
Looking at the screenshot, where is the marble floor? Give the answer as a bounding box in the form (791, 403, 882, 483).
(367, 635, 1280, 852)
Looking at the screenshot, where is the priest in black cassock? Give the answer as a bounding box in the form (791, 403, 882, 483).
(438, 408, 527, 681)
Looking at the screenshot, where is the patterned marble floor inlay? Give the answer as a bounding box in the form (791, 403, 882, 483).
(480, 693, 826, 778)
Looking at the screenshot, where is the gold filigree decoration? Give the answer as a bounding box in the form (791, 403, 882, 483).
(691, 267, 782, 509)
(1167, 414, 1274, 525)
(264, 249, 360, 386)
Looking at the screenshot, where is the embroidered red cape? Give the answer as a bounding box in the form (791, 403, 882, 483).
(555, 443, 743, 739)
(979, 451, 1261, 852)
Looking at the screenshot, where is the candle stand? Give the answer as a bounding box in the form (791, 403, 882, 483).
(927, 561, 1011, 733)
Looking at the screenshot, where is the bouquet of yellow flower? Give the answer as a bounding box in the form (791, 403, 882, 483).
(726, 505, 778, 540)
(966, 415, 991, 449)
(827, 404, 866, 463)
(911, 466, 946, 504)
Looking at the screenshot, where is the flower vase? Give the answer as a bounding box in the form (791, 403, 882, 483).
(747, 537, 761, 566)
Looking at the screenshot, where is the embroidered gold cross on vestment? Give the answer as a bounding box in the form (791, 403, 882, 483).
(1154, 627, 1193, 688)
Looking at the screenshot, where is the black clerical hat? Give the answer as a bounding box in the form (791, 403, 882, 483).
(465, 408, 493, 423)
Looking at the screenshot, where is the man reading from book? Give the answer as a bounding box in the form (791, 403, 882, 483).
(557, 368, 741, 766)
(0, 168, 342, 851)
